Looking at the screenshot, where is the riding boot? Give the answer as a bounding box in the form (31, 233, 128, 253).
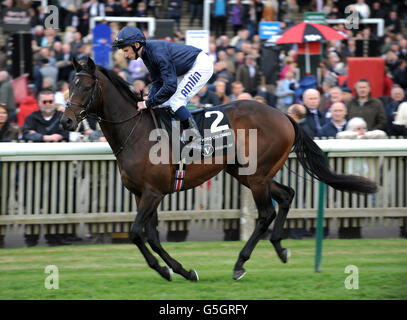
(181, 116, 203, 152)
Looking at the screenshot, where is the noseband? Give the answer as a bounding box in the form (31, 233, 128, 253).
(66, 72, 101, 122)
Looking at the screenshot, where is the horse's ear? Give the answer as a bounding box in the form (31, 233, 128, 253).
(87, 57, 96, 74)
(72, 57, 81, 72)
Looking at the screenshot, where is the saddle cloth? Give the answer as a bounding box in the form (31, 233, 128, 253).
(152, 106, 235, 160)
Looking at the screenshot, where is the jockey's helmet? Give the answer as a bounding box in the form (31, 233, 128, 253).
(112, 26, 146, 49)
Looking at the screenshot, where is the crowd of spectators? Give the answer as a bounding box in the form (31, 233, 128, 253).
(0, 0, 407, 144)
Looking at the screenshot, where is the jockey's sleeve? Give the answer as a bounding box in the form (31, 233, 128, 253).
(147, 80, 162, 104)
(145, 54, 177, 108)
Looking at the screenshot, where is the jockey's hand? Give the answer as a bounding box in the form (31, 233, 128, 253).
(137, 101, 147, 112)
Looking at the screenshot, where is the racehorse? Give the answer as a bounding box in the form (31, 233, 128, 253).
(61, 57, 377, 281)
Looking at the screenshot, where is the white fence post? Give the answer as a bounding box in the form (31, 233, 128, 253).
(239, 186, 256, 241)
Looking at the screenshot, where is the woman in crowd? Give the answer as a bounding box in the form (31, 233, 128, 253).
(0, 103, 19, 142)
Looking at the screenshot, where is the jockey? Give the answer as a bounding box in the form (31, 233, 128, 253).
(112, 26, 214, 152)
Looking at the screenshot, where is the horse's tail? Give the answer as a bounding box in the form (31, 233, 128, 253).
(287, 115, 377, 194)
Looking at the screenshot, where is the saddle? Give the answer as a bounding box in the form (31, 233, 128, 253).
(150, 106, 235, 160)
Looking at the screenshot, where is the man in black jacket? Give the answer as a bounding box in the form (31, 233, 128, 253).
(302, 88, 326, 138)
(22, 90, 69, 142)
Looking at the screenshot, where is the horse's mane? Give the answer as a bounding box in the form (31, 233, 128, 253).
(96, 65, 140, 105)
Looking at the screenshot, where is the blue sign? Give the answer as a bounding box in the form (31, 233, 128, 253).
(259, 22, 281, 40)
(93, 24, 112, 69)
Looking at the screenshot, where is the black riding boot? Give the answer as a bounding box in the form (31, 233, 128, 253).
(181, 116, 203, 152)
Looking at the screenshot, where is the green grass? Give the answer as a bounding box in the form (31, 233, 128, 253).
(0, 239, 406, 300)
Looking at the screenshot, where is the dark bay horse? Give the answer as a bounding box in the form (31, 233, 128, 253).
(61, 57, 377, 281)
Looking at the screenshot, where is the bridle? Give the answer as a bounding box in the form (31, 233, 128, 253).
(66, 71, 142, 156)
(66, 71, 101, 123)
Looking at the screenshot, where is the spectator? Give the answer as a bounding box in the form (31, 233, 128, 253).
(354, 0, 370, 19)
(55, 80, 69, 108)
(385, 86, 407, 135)
(214, 80, 230, 104)
(87, 0, 105, 18)
(105, 0, 122, 16)
(346, 79, 388, 131)
(42, 77, 56, 92)
(392, 59, 407, 90)
(262, 0, 277, 21)
(231, 28, 250, 52)
(211, 60, 234, 87)
(341, 87, 353, 103)
(212, 0, 228, 38)
(287, 103, 314, 138)
(279, 56, 296, 81)
(225, 45, 237, 74)
(217, 50, 236, 77)
(244, 0, 261, 40)
(198, 84, 221, 107)
(230, 0, 244, 35)
(17, 85, 39, 129)
(39, 58, 58, 90)
(317, 102, 348, 138)
(370, 1, 386, 20)
(128, 58, 148, 82)
(189, 0, 203, 27)
(70, 32, 83, 57)
(385, 11, 401, 35)
(397, 38, 407, 61)
(302, 88, 326, 138)
(119, 0, 135, 16)
(168, 0, 183, 31)
(22, 90, 69, 142)
(229, 81, 244, 101)
(336, 117, 387, 139)
(78, 117, 107, 142)
(390, 102, 407, 137)
(0, 103, 19, 142)
(320, 86, 345, 117)
(0, 71, 16, 122)
(56, 43, 74, 82)
(276, 69, 296, 112)
(149, 0, 163, 18)
(236, 54, 261, 96)
(77, 2, 90, 37)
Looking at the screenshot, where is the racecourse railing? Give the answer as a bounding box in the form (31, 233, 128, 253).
(0, 139, 407, 241)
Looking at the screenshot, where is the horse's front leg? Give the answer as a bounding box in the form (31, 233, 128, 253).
(145, 210, 199, 281)
(130, 188, 172, 281)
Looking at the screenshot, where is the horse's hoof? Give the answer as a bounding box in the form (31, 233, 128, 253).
(162, 266, 173, 281)
(189, 269, 199, 282)
(233, 269, 246, 281)
(279, 248, 291, 263)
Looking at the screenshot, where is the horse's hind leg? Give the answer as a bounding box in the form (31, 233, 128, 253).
(233, 182, 276, 280)
(269, 181, 295, 263)
(130, 190, 172, 281)
(145, 210, 199, 281)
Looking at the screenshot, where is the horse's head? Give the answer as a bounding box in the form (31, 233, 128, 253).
(61, 57, 101, 131)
